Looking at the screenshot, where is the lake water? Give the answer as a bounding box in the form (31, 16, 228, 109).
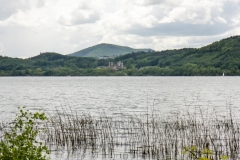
(1, 76, 240, 159)
(0, 76, 240, 120)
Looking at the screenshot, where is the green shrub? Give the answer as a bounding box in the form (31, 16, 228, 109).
(0, 107, 50, 160)
(182, 145, 228, 160)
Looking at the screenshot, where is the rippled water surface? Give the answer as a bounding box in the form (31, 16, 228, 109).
(2, 77, 240, 159)
(1, 76, 240, 120)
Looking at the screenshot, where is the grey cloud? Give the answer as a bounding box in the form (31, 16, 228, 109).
(0, 42, 5, 53)
(141, 0, 163, 5)
(59, 9, 100, 26)
(78, 1, 91, 10)
(221, 1, 240, 20)
(134, 0, 176, 6)
(0, 10, 14, 21)
(125, 22, 231, 37)
(222, 1, 240, 15)
(0, 1, 26, 20)
(0, 0, 45, 21)
(70, 11, 100, 25)
(36, 0, 45, 8)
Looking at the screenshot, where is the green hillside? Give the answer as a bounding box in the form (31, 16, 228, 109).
(68, 43, 154, 58)
(113, 35, 240, 75)
(0, 52, 97, 76)
(0, 35, 240, 76)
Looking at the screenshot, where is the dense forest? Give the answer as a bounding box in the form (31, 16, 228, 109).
(1, 35, 240, 76)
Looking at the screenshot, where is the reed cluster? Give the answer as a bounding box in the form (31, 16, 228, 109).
(35, 108, 240, 159)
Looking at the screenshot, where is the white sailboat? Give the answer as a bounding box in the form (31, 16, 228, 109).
(222, 72, 225, 76)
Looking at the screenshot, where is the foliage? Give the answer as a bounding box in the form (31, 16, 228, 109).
(1, 35, 240, 76)
(0, 107, 50, 160)
(182, 146, 228, 160)
(114, 36, 240, 76)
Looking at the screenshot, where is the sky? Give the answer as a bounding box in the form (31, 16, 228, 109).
(0, 0, 240, 58)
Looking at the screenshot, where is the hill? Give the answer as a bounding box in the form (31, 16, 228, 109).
(0, 52, 97, 76)
(114, 35, 240, 75)
(68, 43, 154, 58)
(0, 35, 240, 76)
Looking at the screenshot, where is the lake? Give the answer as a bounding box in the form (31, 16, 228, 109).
(1, 76, 240, 159)
(0, 76, 240, 120)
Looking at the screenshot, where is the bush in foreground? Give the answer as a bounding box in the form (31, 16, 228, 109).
(0, 107, 49, 160)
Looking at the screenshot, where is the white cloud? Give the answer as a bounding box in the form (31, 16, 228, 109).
(0, 0, 239, 58)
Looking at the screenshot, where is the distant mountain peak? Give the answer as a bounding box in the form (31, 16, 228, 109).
(68, 43, 154, 58)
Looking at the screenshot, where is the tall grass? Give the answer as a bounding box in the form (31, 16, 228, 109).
(38, 107, 240, 159)
(1, 106, 240, 159)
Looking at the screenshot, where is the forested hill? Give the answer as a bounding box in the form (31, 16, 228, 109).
(114, 35, 240, 75)
(68, 43, 154, 58)
(0, 35, 240, 76)
(0, 53, 98, 76)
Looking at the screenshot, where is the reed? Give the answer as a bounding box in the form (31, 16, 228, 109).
(1, 107, 240, 159)
(38, 108, 240, 159)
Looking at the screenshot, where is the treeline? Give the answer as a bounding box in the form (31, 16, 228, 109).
(1, 35, 240, 76)
(0, 52, 127, 76)
(0, 53, 98, 76)
(114, 35, 240, 76)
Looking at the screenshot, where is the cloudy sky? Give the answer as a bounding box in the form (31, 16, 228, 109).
(0, 0, 240, 58)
